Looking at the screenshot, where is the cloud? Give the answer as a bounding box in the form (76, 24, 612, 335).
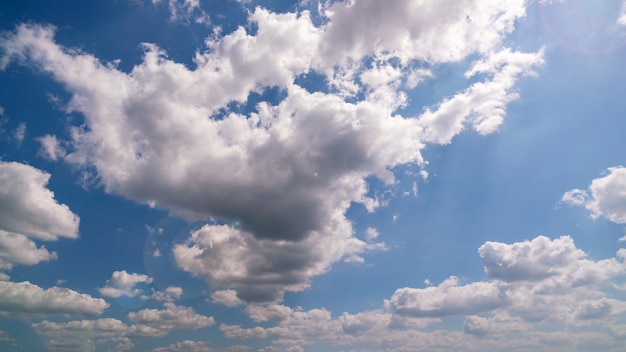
(0, 161, 79, 241)
(219, 236, 626, 351)
(0, 281, 108, 316)
(152, 286, 183, 301)
(37, 134, 66, 161)
(0, 230, 57, 270)
(463, 314, 528, 337)
(33, 318, 132, 351)
(364, 227, 379, 241)
(128, 302, 215, 337)
(619, 0, 626, 26)
(153, 340, 216, 352)
(478, 235, 587, 282)
(245, 304, 293, 323)
(319, 0, 527, 65)
(13, 122, 25, 145)
(211, 289, 245, 307)
(151, 0, 209, 24)
(418, 48, 544, 144)
(562, 166, 626, 224)
(173, 224, 370, 302)
(98, 270, 153, 298)
(0, 1, 542, 303)
(34, 302, 215, 350)
(385, 277, 506, 317)
(387, 235, 626, 324)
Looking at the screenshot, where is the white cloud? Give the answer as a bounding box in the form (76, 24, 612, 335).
(0, 161, 79, 241)
(619, 0, 626, 26)
(0, 1, 542, 304)
(385, 277, 506, 317)
(478, 235, 587, 282)
(211, 289, 245, 307)
(418, 48, 544, 144)
(319, 0, 528, 65)
(0, 230, 57, 270)
(387, 235, 626, 325)
(364, 227, 379, 241)
(463, 314, 529, 337)
(13, 122, 25, 145)
(219, 236, 626, 351)
(98, 270, 153, 298)
(153, 340, 216, 352)
(562, 166, 626, 224)
(165, 286, 182, 299)
(245, 304, 293, 323)
(37, 134, 66, 161)
(152, 286, 183, 301)
(33, 303, 214, 350)
(33, 318, 131, 351)
(128, 302, 215, 337)
(0, 281, 108, 316)
(151, 0, 209, 24)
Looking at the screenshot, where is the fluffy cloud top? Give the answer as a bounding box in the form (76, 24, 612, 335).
(385, 277, 505, 317)
(98, 270, 153, 298)
(562, 166, 626, 224)
(0, 281, 108, 316)
(0, 230, 57, 270)
(387, 235, 626, 323)
(0, 161, 79, 241)
(128, 302, 215, 337)
(34, 302, 215, 351)
(221, 235, 626, 351)
(0, 1, 542, 303)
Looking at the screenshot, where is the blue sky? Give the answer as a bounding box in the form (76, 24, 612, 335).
(1, 0, 626, 351)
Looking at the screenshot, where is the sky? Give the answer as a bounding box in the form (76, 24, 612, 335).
(1, 0, 626, 351)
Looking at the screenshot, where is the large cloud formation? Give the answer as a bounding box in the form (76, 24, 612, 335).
(0, 161, 96, 318)
(0, 0, 543, 302)
(216, 235, 626, 351)
(0, 281, 108, 316)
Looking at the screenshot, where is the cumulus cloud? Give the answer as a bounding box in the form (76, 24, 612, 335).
(562, 166, 626, 224)
(387, 235, 626, 325)
(319, 0, 527, 65)
(0, 161, 79, 241)
(33, 318, 131, 351)
(128, 302, 215, 337)
(153, 340, 216, 352)
(0, 230, 57, 270)
(211, 289, 245, 307)
(385, 277, 505, 317)
(0, 281, 108, 316)
(221, 235, 626, 351)
(152, 286, 183, 301)
(34, 302, 214, 350)
(98, 270, 153, 298)
(478, 235, 587, 282)
(173, 224, 370, 302)
(0, 1, 542, 303)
